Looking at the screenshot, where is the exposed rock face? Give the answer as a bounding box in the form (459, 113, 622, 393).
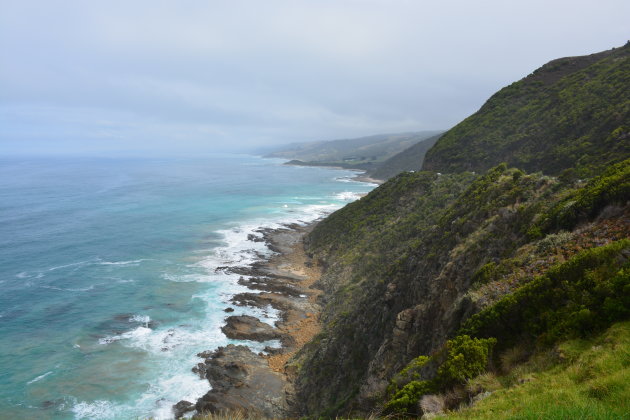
(221, 315, 283, 342)
(193, 345, 293, 418)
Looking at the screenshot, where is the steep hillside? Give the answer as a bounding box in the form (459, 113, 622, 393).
(295, 160, 629, 418)
(367, 133, 441, 180)
(264, 131, 441, 169)
(423, 43, 630, 176)
(291, 44, 630, 419)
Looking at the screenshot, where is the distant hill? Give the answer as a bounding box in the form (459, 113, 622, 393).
(264, 131, 442, 170)
(367, 133, 442, 180)
(423, 42, 630, 176)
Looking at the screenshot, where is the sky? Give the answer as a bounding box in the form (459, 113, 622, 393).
(0, 0, 628, 156)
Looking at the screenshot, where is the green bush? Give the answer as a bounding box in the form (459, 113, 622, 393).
(437, 335, 497, 387)
(541, 158, 630, 232)
(385, 336, 496, 415)
(460, 238, 630, 347)
(384, 380, 434, 415)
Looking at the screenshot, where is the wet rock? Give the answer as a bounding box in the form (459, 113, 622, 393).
(247, 233, 265, 242)
(195, 344, 291, 418)
(192, 362, 206, 379)
(221, 315, 283, 342)
(224, 307, 235, 313)
(173, 400, 195, 418)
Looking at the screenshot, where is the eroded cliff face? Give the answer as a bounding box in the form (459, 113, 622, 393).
(291, 167, 549, 415)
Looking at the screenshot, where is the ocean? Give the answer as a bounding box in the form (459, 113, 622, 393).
(0, 154, 375, 419)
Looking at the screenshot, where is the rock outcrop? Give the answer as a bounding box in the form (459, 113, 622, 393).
(221, 315, 283, 342)
(194, 345, 293, 418)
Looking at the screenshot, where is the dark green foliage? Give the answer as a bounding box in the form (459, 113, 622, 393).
(538, 158, 630, 232)
(471, 262, 499, 285)
(436, 335, 497, 387)
(423, 43, 630, 176)
(384, 336, 496, 415)
(384, 380, 434, 414)
(461, 239, 630, 347)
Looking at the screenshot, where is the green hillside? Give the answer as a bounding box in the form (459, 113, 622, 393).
(423, 42, 630, 176)
(290, 44, 630, 419)
(367, 133, 441, 180)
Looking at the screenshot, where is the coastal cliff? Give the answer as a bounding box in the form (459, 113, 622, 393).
(290, 43, 630, 418)
(185, 43, 629, 419)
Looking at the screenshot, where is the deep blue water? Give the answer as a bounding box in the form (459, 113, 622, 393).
(0, 154, 375, 419)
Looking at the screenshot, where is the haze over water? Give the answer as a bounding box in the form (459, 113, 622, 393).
(0, 154, 375, 419)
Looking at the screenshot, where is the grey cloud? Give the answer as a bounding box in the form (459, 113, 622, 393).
(1, 0, 628, 155)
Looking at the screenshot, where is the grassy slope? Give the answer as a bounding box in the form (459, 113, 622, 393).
(423, 43, 630, 176)
(448, 321, 630, 420)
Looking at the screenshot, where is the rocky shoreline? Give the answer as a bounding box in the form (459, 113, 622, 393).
(174, 223, 322, 419)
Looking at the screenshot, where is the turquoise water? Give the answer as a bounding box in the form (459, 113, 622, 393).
(0, 154, 375, 419)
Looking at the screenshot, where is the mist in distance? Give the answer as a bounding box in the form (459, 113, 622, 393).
(1, 0, 628, 157)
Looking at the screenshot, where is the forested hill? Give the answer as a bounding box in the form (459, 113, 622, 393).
(263, 131, 441, 171)
(423, 42, 630, 176)
(291, 43, 630, 419)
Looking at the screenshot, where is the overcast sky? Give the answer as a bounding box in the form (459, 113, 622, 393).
(1, 0, 628, 156)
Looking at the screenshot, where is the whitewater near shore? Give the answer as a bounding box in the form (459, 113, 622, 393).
(0, 155, 376, 419)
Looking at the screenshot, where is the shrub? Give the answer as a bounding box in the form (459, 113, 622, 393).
(437, 335, 497, 387)
(385, 336, 496, 415)
(460, 239, 630, 348)
(540, 158, 630, 232)
(384, 380, 434, 415)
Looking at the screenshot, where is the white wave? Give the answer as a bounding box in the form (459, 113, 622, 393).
(41, 285, 96, 292)
(47, 260, 95, 271)
(334, 191, 361, 201)
(27, 371, 53, 385)
(99, 259, 149, 266)
(140, 373, 209, 420)
(72, 400, 117, 419)
(16, 271, 29, 278)
(99, 326, 152, 345)
(130, 314, 150, 327)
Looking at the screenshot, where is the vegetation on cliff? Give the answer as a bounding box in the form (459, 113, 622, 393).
(448, 321, 630, 419)
(291, 43, 630, 419)
(423, 42, 630, 176)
